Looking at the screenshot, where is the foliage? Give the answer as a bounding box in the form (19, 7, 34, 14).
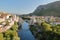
(30, 22, 60, 40)
(6, 20, 9, 25)
(0, 21, 20, 40)
(41, 22, 52, 31)
(10, 21, 18, 31)
(0, 33, 4, 40)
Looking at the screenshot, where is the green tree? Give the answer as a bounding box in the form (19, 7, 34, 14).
(41, 22, 52, 31)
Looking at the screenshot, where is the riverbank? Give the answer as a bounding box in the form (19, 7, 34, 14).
(30, 22, 60, 40)
(30, 24, 41, 40)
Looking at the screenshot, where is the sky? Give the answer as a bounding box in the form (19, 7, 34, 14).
(0, 0, 59, 14)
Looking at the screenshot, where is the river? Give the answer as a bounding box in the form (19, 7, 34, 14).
(18, 22, 35, 40)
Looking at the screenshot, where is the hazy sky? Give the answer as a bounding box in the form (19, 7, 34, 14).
(0, 0, 59, 14)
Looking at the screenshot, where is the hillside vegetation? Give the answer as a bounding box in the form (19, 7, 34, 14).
(29, 1, 60, 16)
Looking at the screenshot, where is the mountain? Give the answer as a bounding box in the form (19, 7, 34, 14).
(29, 1, 60, 16)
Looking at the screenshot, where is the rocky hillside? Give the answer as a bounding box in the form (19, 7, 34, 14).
(29, 1, 60, 16)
